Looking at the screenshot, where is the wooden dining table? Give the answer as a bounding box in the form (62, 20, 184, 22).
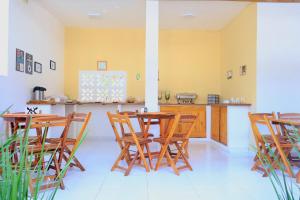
(2, 113, 58, 137)
(272, 119, 300, 183)
(2, 113, 60, 161)
(136, 112, 175, 137)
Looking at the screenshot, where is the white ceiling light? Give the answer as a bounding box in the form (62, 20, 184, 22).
(87, 11, 102, 18)
(182, 11, 195, 18)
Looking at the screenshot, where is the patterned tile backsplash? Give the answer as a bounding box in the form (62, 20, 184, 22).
(79, 71, 127, 102)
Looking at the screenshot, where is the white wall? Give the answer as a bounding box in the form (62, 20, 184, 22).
(0, 0, 64, 113)
(0, 0, 9, 76)
(256, 3, 300, 113)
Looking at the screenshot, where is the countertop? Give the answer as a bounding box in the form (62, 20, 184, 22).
(159, 103, 251, 107)
(27, 101, 251, 107)
(27, 101, 145, 106)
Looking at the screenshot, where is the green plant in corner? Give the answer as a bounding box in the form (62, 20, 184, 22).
(0, 109, 87, 200)
(257, 129, 300, 200)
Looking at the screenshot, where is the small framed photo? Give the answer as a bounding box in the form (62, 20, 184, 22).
(97, 61, 107, 71)
(240, 65, 247, 76)
(50, 60, 56, 70)
(226, 70, 233, 80)
(25, 53, 33, 75)
(16, 48, 24, 72)
(34, 62, 42, 73)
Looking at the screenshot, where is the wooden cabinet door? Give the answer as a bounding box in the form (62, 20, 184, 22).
(211, 105, 220, 142)
(160, 105, 206, 138)
(160, 106, 181, 136)
(219, 106, 227, 145)
(184, 106, 206, 138)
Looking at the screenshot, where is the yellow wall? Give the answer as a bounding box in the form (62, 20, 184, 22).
(65, 28, 221, 103)
(64, 28, 145, 100)
(159, 30, 221, 103)
(65, 4, 257, 104)
(220, 4, 257, 105)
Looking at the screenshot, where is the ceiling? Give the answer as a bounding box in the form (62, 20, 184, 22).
(34, 0, 250, 30)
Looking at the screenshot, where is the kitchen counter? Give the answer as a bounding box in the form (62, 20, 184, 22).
(159, 103, 251, 106)
(27, 101, 145, 106)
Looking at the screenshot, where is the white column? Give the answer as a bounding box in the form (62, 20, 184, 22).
(145, 0, 159, 111)
(0, 0, 9, 76)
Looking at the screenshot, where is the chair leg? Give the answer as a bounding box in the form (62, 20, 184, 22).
(111, 143, 130, 171)
(64, 146, 85, 171)
(53, 154, 65, 190)
(282, 147, 295, 178)
(155, 143, 169, 171)
(136, 144, 150, 173)
(145, 143, 153, 169)
(125, 151, 139, 176)
(174, 141, 187, 164)
(165, 150, 179, 176)
(174, 142, 192, 171)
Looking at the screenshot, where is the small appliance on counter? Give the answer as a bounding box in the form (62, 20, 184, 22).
(33, 86, 47, 101)
(176, 93, 197, 104)
(207, 94, 220, 104)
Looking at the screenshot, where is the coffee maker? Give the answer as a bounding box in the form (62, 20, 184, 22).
(33, 86, 46, 101)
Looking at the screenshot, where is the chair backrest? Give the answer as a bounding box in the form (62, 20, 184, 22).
(176, 114, 199, 139)
(164, 114, 181, 142)
(27, 116, 72, 150)
(277, 112, 300, 136)
(69, 112, 91, 153)
(117, 110, 140, 136)
(248, 112, 277, 149)
(107, 112, 140, 147)
(277, 113, 300, 120)
(117, 110, 139, 116)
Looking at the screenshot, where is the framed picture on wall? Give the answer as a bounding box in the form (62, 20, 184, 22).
(226, 70, 233, 80)
(50, 60, 56, 70)
(34, 62, 42, 73)
(240, 65, 247, 76)
(97, 61, 107, 71)
(25, 53, 33, 75)
(16, 48, 25, 72)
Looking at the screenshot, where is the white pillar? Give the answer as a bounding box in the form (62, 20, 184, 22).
(0, 0, 9, 76)
(145, 0, 159, 111)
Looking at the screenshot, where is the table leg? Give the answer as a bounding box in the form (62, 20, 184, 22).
(297, 171, 300, 183)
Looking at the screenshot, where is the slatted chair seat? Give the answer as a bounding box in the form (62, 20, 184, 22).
(46, 138, 76, 145)
(121, 136, 152, 145)
(27, 143, 60, 153)
(153, 137, 188, 144)
(262, 135, 292, 144)
(123, 132, 154, 138)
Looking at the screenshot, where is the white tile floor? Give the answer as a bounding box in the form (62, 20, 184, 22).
(52, 138, 297, 200)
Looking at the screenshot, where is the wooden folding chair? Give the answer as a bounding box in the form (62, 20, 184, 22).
(107, 112, 152, 176)
(46, 112, 91, 172)
(25, 116, 71, 193)
(265, 117, 295, 178)
(172, 114, 200, 163)
(154, 114, 191, 175)
(248, 113, 289, 177)
(117, 110, 154, 138)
